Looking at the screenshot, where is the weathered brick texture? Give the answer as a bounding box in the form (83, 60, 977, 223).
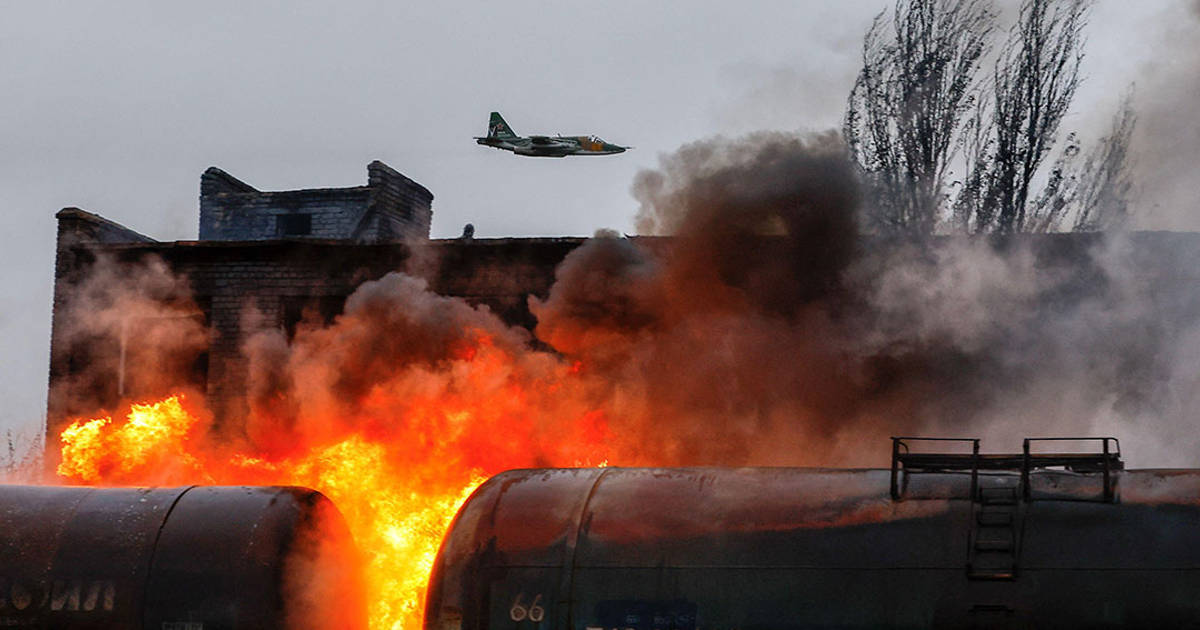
(50, 162, 1200, 455)
(47, 163, 579, 437)
(199, 161, 432, 242)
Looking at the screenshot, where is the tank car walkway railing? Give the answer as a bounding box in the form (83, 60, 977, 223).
(889, 436, 1124, 581)
(889, 436, 1123, 502)
(889, 437, 981, 502)
(1020, 437, 1123, 502)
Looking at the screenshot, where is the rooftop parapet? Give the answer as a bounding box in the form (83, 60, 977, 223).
(198, 160, 432, 243)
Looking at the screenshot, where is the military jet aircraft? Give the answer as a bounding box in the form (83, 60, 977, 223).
(475, 112, 630, 157)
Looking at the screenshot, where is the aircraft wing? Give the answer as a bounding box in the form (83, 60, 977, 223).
(529, 136, 560, 146)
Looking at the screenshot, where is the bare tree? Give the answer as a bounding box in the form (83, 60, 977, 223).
(1022, 93, 1136, 233)
(844, 0, 993, 236)
(847, 0, 1137, 235)
(1025, 130, 1083, 232)
(977, 0, 1091, 233)
(1, 428, 43, 482)
(1070, 93, 1136, 231)
(951, 94, 995, 231)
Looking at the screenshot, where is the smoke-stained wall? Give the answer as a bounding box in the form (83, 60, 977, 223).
(49, 219, 1200, 465)
(47, 210, 582, 435)
(44, 153, 1200, 467)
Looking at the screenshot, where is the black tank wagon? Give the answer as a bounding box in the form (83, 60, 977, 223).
(425, 437, 1200, 629)
(0, 485, 364, 630)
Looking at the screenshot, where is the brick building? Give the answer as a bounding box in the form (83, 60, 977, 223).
(47, 161, 583, 433)
(45, 160, 1200, 443)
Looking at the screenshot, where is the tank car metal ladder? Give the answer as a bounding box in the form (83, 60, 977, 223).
(890, 436, 1123, 582)
(969, 478, 1020, 580)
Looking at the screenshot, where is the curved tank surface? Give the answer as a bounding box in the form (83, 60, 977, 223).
(425, 465, 1200, 629)
(0, 485, 364, 630)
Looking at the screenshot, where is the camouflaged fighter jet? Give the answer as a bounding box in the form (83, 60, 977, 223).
(475, 112, 630, 157)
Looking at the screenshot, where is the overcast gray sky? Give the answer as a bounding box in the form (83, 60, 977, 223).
(0, 1, 1189, 445)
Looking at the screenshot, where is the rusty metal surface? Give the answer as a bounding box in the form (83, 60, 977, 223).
(0, 485, 357, 630)
(0, 485, 187, 629)
(425, 467, 1200, 630)
(425, 468, 606, 630)
(577, 468, 958, 569)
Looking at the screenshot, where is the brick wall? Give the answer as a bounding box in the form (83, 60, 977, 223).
(47, 162, 439, 437)
(46, 209, 160, 424)
(198, 161, 432, 243)
(45, 217, 1200, 445)
(50, 164, 1200, 450)
(424, 237, 585, 328)
(44, 233, 582, 436)
(366, 160, 434, 241)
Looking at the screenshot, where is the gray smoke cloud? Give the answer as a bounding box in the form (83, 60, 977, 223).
(854, 233, 1190, 459)
(534, 132, 1200, 466)
(48, 254, 209, 425)
(1129, 2, 1200, 229)
(240, 273, 534, 458)
(535, 133, 871, 464)
(43, 133, 1200, 472)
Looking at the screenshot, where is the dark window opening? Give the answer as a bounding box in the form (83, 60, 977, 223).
(277, 213, 312, 237)
(281, 295, 346, 340)
(188, 296, 212, 392)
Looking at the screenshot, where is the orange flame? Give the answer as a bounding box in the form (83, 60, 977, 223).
(57, 396, 207, 484)
(57, 396, 494, 629)
(57, 370, 612, 630)
(54, 277, 623, 629)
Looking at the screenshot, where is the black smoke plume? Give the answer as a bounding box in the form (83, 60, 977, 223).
(535, 132, 1200, 465)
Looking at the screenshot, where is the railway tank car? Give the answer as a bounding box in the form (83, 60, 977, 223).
(0, 485, 364, 630)
(425, 437, 1200, 629)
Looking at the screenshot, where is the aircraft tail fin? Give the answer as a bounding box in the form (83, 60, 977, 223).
(487, 112, 518, 140)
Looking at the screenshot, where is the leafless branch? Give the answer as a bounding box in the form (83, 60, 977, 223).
(979, 0, 1091, 233)
(844, 0, 994, 236)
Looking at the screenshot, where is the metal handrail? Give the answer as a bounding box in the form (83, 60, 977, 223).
(891, 437, 980, 501)
(892, 436, 1121, 503)
(1022, 437, 1120, 502)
